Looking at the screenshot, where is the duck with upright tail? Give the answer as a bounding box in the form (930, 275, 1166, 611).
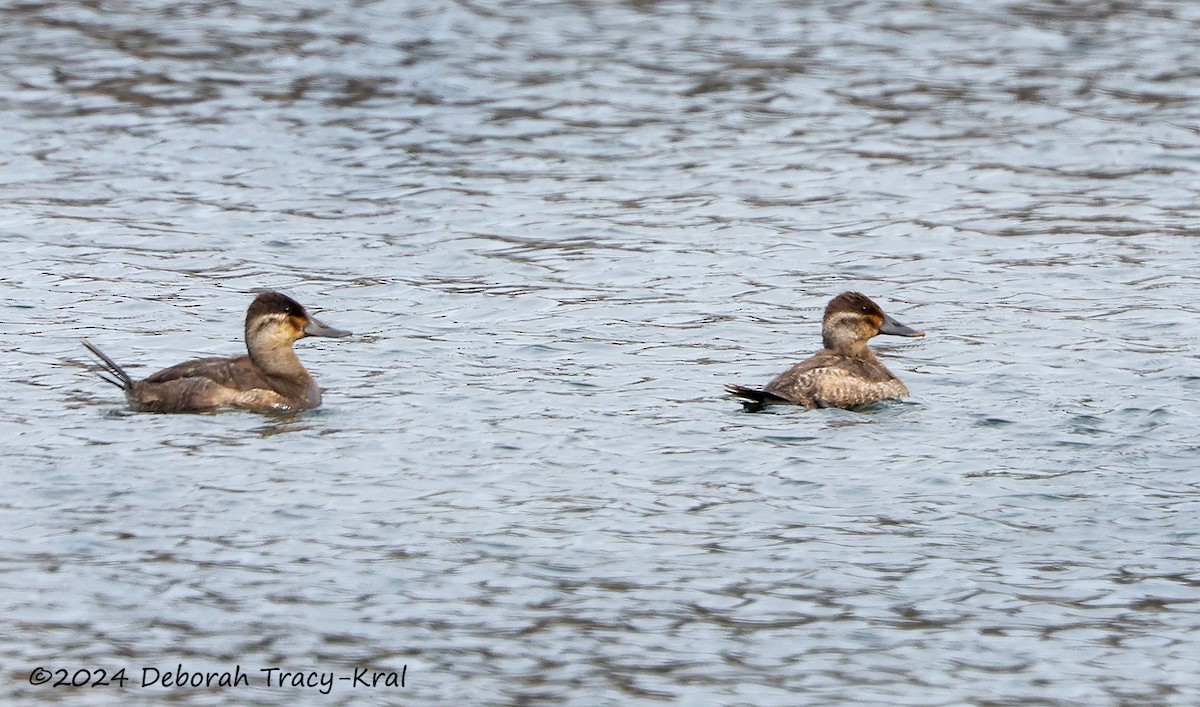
(83, 291, 351, 413)
(726, 292, 924, 411)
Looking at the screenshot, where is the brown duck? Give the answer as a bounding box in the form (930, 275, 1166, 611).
(83, 291, 351, 413)
(726, 292, 924, 411)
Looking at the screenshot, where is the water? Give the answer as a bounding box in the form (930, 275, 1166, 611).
(3, 0, 1200, 704)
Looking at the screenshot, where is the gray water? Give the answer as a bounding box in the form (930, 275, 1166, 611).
(3, 0, 1200, 704)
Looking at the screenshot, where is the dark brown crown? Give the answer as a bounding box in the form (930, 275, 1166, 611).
(246, 291, 307, 324)
(825, 291, 884, 319)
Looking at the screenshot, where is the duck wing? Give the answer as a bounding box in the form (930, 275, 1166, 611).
(142, 355, 270, 390)
(132, 356, 293, 412)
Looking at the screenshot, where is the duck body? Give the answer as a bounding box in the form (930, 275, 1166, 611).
(123, 353, 321, 413)
(726, 291, 923, 411)
(83, 291, 350, 413)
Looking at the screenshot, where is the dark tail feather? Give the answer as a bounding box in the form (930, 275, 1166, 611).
(82, 339, 134, 391)
(724, 384, 791, 412)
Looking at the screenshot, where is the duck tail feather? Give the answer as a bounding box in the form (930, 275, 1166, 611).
(724, 384, 790, 412)
(82, 339, 134, 391)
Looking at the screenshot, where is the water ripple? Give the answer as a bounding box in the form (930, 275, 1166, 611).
(4, 0, 1200, 704)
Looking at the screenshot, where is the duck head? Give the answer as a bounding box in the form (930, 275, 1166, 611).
(821, 291, 923, 354)
(245, 291, 351, 351)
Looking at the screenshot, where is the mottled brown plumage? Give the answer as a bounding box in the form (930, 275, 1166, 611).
(726, 292, 924, 411)
(83, 292, 351, 413)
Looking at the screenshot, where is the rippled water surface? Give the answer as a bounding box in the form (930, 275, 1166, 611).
(4, 0, 1200, 704)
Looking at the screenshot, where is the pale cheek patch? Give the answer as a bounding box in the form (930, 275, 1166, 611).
(827, 311, 874, 333)
(253, 313, 289, 333)
(827, 311, 858, 328)
(251, 314, 304, 346)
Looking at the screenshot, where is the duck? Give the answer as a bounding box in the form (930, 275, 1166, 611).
(83, 291, 351, 413)
(725, 291, 923, 411)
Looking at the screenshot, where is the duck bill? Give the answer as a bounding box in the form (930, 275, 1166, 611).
(303, 316, 352, 338)
(879, 314, 924, 337)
